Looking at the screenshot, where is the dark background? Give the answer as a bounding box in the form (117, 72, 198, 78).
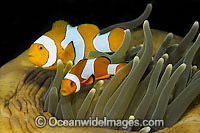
(1, 0, 200, 67)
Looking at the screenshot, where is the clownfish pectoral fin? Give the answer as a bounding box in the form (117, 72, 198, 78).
(63, 42, 75, 64)
(81, 75, 95, 85)
(95, 74, 111, 80)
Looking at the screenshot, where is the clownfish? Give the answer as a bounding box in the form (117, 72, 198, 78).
(28, 20, 125, 70)
(60, 57, 127, 96)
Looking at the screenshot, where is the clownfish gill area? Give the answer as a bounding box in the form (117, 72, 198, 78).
(1, 3, 200, 133)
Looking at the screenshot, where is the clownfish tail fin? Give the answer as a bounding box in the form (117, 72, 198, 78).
(107, 63, 127, 75)
(108, 28, 126, 52)
(116, 63, 128, 73)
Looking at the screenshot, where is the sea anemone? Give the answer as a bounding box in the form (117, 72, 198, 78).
(43, 15, 200, 132)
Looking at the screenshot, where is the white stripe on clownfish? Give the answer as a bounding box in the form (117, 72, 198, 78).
(33, 35, 57, 67)
(61, 25, 85, 64)
(107, 64, 119, 75)
(60, 25, 114, 65)
(93, 32, 113, 53)
(64, 73, 81, 92)
(81, 58, 96, 79)
(81, 58, 120, 80)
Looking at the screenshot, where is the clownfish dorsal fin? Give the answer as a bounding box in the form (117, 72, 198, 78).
(63, 42, 75, 64)
(52, 20, 68, 30)
(81, 75, 95, 85)
(45, 20, 67, 45)
(78, 24, 100, 36)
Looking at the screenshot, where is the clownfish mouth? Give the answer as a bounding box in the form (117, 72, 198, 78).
(28, 55, 34, 58)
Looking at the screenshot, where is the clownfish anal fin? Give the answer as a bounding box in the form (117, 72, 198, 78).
(95, 75, 110, 80)
(81, 75, 95, 85)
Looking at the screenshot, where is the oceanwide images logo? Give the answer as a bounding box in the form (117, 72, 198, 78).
(35, 115, 164, 129)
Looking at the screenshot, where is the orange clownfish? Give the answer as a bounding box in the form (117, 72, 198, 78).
(28, 20, 126, 70)
(60, 57, 127, 96)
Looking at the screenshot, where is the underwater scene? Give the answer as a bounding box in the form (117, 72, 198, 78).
(1, 1, 200, 133)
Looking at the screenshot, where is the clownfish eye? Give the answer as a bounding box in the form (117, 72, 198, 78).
(70, 81, 73, 86)
(37, 45, 43, 50)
